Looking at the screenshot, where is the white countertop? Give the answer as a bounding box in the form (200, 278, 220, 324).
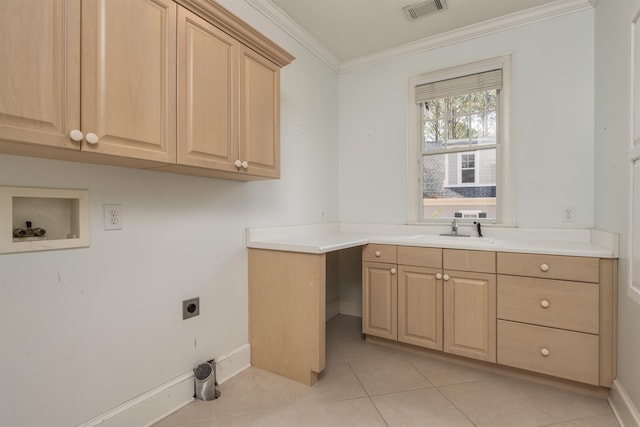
(246, 223, 618, 258)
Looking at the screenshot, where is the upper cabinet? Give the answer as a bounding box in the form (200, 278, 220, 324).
(176, 7, 238, 172)
(165, 5, 283, 179)
(81, 0, 177, 163)
(0, 0, 294, 180)
(0, 0, 80, 151)
(238, 46, 280, 178)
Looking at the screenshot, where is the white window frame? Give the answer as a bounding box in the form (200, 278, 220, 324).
(407, 55, 514, 225)
(457, 152, 478, 186)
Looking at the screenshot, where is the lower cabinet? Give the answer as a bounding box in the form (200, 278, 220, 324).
(443, 270, 496, 362)
(398, 265, 442, 350)
(497, 320, 599, 385)
(362, 245, 496, 362)
(249, 248, 326, 386)
(496, 252, 617, 387)
(362, 244, 616, 387)
(362, 261, 397, 340)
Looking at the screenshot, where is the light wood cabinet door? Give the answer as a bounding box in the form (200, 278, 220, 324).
(177, 7, 239, 171)
(239, 45, 280, 178)
(363, 261, 397, 340)
(0, 0, 80, 150)
(444, 270, 496, 362)
(81, 0, 176, 162)
(398, 265, 442, 350)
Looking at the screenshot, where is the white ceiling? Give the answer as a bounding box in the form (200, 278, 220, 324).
(261, 0, 590, 64)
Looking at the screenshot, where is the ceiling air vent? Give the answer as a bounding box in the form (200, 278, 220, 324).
(403, 0, 447, 20)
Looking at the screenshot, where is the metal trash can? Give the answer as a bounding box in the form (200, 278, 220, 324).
(194, 360, 220, 401)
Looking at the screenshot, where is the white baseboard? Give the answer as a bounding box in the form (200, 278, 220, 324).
(609, 379, 640, 427)
(78, 371, 194, 427)
(78, 344, 251, 427)
(339, 300, 362, 317)
(326, 300, 340, 320)
(215, 343, 251, 384)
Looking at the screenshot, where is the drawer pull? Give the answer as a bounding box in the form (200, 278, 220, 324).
(540, 348, 550, 357)
(390, 268, 397, 275)
(375, 251, 381, 257)
(443, 274, 450, 281)
(436, 273, 442, 280)
(540, 299, 550, 309)
(540, 263, 550, 272)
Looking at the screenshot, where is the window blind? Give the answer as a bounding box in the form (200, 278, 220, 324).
(415, 69, 502, 103)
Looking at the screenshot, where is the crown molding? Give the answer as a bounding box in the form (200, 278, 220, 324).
(340, 0, 593, 73)
(245, 0, 341, 72)
(177, 0, 294, 67)
(245, 0, 592, 74)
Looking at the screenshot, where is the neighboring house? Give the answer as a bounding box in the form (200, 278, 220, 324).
(423, 139, 496, 219)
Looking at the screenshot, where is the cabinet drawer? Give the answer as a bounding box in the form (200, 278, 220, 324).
(497, 252, 599, 283)
(497, 320, 599, 385)
(398, 246, 442, 268)
(497, 276, 599, 334)
(363, 244, 397, 263)
(443, 249, 495, 273)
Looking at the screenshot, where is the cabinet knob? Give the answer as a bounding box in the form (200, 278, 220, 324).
(241, 161, 249, 169)
(540, 348, 550, 357)
(443, 274, 450, 281)
(540, 263, 550, 272)
(375, 251, 381, 257)
(234, 160, 242, 168)
(436, 273, 442, 280)
(390, 268, 397, 275)
(85, 132, 99, 145)
(69, 129, 84, 142)
(540, 299, 550, 309)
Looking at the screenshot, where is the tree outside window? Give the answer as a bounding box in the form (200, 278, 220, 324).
(421, 88, 497, 220)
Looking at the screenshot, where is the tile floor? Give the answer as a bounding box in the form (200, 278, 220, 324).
(154, 315, 619, 427)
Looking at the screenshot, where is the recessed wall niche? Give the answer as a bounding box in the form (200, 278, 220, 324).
(0, 186, 89, 254)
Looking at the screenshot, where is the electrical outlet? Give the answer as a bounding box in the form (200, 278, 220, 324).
(183, 297, 200, 320)
(104, 204, 123, 230)
(561, 207, 575, 223)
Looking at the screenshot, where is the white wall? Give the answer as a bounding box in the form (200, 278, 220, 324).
(0, 2, 339, 425)
(338, 10, 595, 228)
(594, 0, 640, 413)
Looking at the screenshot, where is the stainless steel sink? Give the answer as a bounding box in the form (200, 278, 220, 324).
(404, 234, 496, 246)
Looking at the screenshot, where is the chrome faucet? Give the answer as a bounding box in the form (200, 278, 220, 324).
(451, 218, 458, 235)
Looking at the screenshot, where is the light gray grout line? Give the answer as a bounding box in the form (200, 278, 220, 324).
(431, 385, 480, 427)
(512, 387, 558, 422)
(398, 345, 554, 424)
(346, 360, 370, 397)
(368, 396, 391, 427)
(403, 355, 437, 388)
(344, 360, 389, 426)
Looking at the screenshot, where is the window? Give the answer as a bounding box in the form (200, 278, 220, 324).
(408, 56, 513, 224)
(460, 153, 476, 184)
